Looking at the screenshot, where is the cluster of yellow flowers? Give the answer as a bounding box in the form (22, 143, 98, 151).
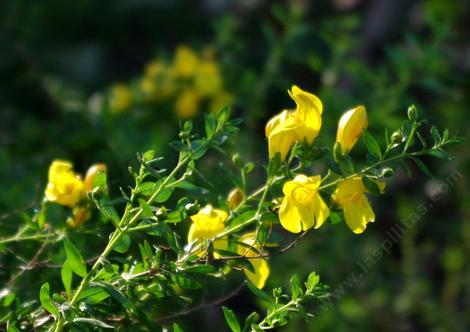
(44, 160, 106, 226)
(187, 85, 382, 288)
(108, 45, 233, 118)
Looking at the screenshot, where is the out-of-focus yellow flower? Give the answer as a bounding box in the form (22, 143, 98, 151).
(265, 110, 299, 161)
(173, 45, 199, 78)
(332, 177, 384, 234)
(210, 91, 233, 113)
(237, 232, 270, 289)
(175, 88, 200, 118)
(279, 175, 329, 233)
(109, 84, 133, 113)
(140, 77, 157, 97)
(84, 163, 107, 192)
(194, 60, 222, 96)
(288, 85, 323, 144)
(144, 59, 165, 78)
(68, 207, 90, 228)
(188, 205, 228, 253)
(265, 86, 323, 160)
(45, 160, 84, 207)
(336, 105, 368, 154)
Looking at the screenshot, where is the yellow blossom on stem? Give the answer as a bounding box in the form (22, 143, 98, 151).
(288, 85, 323, 144)
(336, 105, 368, 154)
(332, 177, 384, 234)
(265, 110, 299, 161)
(279, 175, 330, 233)
(237, 232, 270, 289)
(109, 84, 133, 113)
(265, 86, 323, 160)
(188, 205, 228, 254)
(45, 160, 84, 207)
(175, 88, 200, 119)
(84, 163, 107, 192)
(173, 45, 199, 78)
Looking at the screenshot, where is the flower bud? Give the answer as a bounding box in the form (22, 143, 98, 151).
(232, 153, 244, 168)
(84, 163, 107, 192)
(336, 105, 368, 154)
(407, 105, 418, 122)
(391, 130, 403, 144)
(381, 167, 395, 177)
(227, 188, 244, 210)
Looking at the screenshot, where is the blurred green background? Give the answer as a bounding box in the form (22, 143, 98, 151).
(1, 0, 469, 331)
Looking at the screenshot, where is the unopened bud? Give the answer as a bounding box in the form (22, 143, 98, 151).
(227, 188, 244, 210)
(232, 153, 244, 168)
(391, 130, 403, 144)
(381, 167, 395, 177)
(407, 105, 418, 122)
(84, 163, 107, 192)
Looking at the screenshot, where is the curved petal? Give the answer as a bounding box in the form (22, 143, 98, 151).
(343, 199, 375, 234)
(336, 105, 367, 154)
(244, 258, 270, 289)
(279, 197, 302, 233)
(312, 195, 330, 229)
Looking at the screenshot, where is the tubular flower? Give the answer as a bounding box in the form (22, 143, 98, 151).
(45, 160, 84, 207)
(265, 110, 298, 161)
(188, 205, 228, 253)
(336, 105, 368, 154)
(288, 85, 323, 144)
(279, 175, 330, 233)
(237, 232, 270, 289)
(265, 86, 323, 160)
(332, 177, 384, 234)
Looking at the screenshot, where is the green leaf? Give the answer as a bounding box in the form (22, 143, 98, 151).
(173, 323, 184, 332)
(362, 130, 382, 159)
(426, 149, 454, 160)
(113, 234, 131, 254)
(63, 238, 87, 277)
(430, 126, 441, 145)
(306, 271, 320, 292)
(179, 264, 216, 274)
(3, 293, 16, 307)
(191, 139, 208, 160)
(61, 260, 73, 295)
(138, 199, 153, 217)
(290, 274, 302, 299)
(39, 283, 60, 318)
(72, 318, 114, 329)
(246, 281, 272, 303)
(251, 324, 263, 332)
(95, 282, 132, 310)
(222, 306, 241, 332)
(142, 150, 155, 162)
(411, 157, 434, 178)
(77, 286, 110, 303)
(205, 112, 218, 139)
(361, 176, 382, 196)
(243, 312, 260, 331)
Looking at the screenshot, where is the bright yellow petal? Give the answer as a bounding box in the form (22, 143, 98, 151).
(336, 105, 368, 154)
(343, 199, 375, 234)
(279, 197, 302, 233)
(244, 258, 270, 289)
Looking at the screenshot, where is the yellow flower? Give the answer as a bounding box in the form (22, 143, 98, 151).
(175, 88, 200, 118)
(140, 77, 157, 97)
(279, 175, 329, 233)
(144, 59, 165, 78)
(227, 188, 244, 210)
(336, 105, 368, 154)
(265, 110, 299, 160)
(265, 86, 323, 160)
(332, 177, 384, 234)
(109, 84, 133, 113)
(188, 205, 228, 253)
(173, 45, 199, 78)
(68, 207, 91, 228)
(288, 85, 323, 144)
(210, 91, 234, 113)
(194, 60, 222, 96)
(45, 160, 84, 207)
(237, 232, 270, 289)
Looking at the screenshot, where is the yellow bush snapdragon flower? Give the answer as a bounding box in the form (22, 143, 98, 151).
(332, 177, 384, 234)
(265, 86, 323, 160)
(237, 232, 270, 289)
(336, 105, 368, 154)
(188, 205, 228, 253)
(175, 88, 200, 119)
(173, 45, 199, 78)
(45, 160, 85, 207)
(279, 175, 330, 233)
